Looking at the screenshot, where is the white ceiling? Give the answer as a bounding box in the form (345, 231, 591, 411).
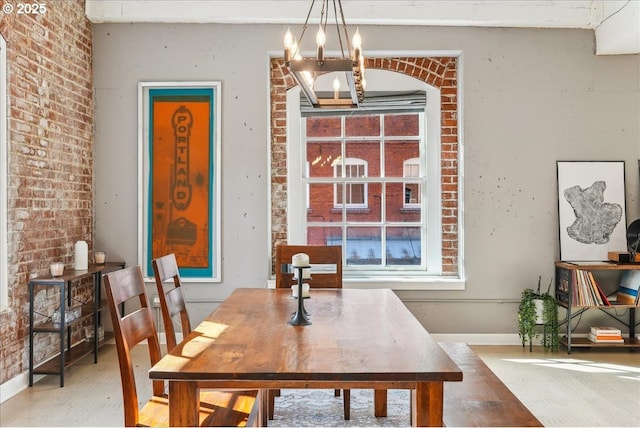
(85, 0, 640, 54)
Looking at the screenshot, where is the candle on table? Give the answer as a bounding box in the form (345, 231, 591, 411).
(291, 253, 309, 267)
(291, 283, 310, 298)
(293, 267, 311, 280)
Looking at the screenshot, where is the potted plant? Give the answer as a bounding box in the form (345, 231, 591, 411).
(518, 276, 559, 351)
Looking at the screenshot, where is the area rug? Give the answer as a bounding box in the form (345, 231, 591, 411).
(268, 388, 411, 427)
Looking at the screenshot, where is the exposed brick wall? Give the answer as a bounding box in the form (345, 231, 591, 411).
(0, 0, 93, 384)
(270, 56, 459, 275)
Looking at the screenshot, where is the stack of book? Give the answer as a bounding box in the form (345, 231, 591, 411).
(587, 326, 624, 343)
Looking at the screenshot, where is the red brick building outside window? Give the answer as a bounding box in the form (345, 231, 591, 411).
(305, 113, 424, 268)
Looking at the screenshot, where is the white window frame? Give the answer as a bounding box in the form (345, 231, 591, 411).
(1, 34, 8, 310)
(286, 70, 450, 288)
(334, 157, 368, 209)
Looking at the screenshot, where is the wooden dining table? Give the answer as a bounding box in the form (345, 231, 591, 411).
(148, 288, 462, 427)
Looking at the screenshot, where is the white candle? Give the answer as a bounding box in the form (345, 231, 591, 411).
(74, 240, 88, 270)
(291, 253, 309, 267)
(50, 262, 64, 277)
(291, 283, 310, 298)
(95, 251, 106, 264)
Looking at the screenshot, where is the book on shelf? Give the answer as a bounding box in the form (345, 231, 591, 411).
(587, 333, 624, 343)
(590, 326, 621, 335)
(566, 268, 611, 306)
(617, 270, 640, 305)
(590, 334, 623, 341)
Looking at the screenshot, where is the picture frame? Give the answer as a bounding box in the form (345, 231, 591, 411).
(138, 82, 221, 281)
(556, 161, 626, 261)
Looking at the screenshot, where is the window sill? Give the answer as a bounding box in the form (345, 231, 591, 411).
(343, 275, 465, 290)
(266, 276, 465, 291)
(330, 208, 371, 214)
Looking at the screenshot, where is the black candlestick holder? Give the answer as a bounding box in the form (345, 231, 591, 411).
(289, 265, 311, 326)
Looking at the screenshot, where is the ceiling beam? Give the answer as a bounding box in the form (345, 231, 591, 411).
(85, 0, 640, 54)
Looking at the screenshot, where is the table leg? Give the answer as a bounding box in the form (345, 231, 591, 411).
(261, 388, 269, 427)
(169, 381, 199, 427)
(412, 382, 444, 427)
(374, 389, 387, 417)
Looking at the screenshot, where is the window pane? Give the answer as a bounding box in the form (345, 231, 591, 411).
(386, 226, 422, 266)
(346, 140, 379, 177)
(404, 183, 421, 204)
(347, 182, 381, 222)
(308, 183, 342, 221)
(384, 140, 419, 178)
(345, 115, 380, 136)
(296, 108, 438, 275)
(306, 116, 341, 137)
(384, 114, 419, 136)
(346, 182, 365, 204)
(307, 140, 340, 178)
(308, 226, 342, 246)
(345, 227, 382, 266)
(385, 183, 420, 222)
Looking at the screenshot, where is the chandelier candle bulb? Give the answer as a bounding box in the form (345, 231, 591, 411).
(291, 253, 309, 267)
(284, 27, 293, 62)
(352, 27, 362, 49)
(316, 24, 325, 62)
(291, 283, 310, 298)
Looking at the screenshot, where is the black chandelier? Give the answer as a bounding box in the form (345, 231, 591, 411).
(283, 0, 365, 108)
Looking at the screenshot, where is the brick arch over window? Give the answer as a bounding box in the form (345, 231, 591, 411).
(270, 57, 459, 275)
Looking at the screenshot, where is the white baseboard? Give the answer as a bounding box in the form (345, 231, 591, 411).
(431, 333, 523, 345)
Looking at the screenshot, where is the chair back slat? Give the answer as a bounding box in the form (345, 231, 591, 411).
(166, 286, 187, 319)
(275, 245, 343, 289)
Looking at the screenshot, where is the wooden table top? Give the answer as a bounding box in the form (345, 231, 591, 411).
(149, 288, 462, 385)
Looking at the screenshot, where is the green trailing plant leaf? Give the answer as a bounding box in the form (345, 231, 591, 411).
(518, 276, 559, 351)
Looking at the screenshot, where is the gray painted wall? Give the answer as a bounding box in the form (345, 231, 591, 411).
(92, 23, 640, 338)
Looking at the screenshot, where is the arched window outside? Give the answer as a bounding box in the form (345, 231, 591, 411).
(334, 157, 368, 209)
(403, 158, 421, 208)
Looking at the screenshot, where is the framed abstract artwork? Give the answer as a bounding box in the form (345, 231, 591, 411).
(556, 161, 626, 261)
(138, 82, 221, 281)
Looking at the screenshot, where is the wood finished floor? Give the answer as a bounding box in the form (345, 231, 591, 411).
(1, 344, 639, 427)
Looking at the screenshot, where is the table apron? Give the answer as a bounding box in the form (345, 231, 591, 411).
(191, 379, 420, 389)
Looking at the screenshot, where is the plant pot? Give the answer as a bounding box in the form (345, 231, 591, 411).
(534, 299, 545, 324)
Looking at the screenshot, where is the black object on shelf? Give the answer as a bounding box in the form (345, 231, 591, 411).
(627, 219, 640, 263)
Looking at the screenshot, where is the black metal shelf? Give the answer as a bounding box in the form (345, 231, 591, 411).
(33, 333, 115, 375)
(29, 262, 125, 387)
(559, 336, 640, 349)
(555, 261, 639, 354)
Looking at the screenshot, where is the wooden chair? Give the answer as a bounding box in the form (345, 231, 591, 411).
(272, 244, 351, 419)
(274, 244, 343, 289)
(103, 265, 259, 427)
(151, 253, 191, 352)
